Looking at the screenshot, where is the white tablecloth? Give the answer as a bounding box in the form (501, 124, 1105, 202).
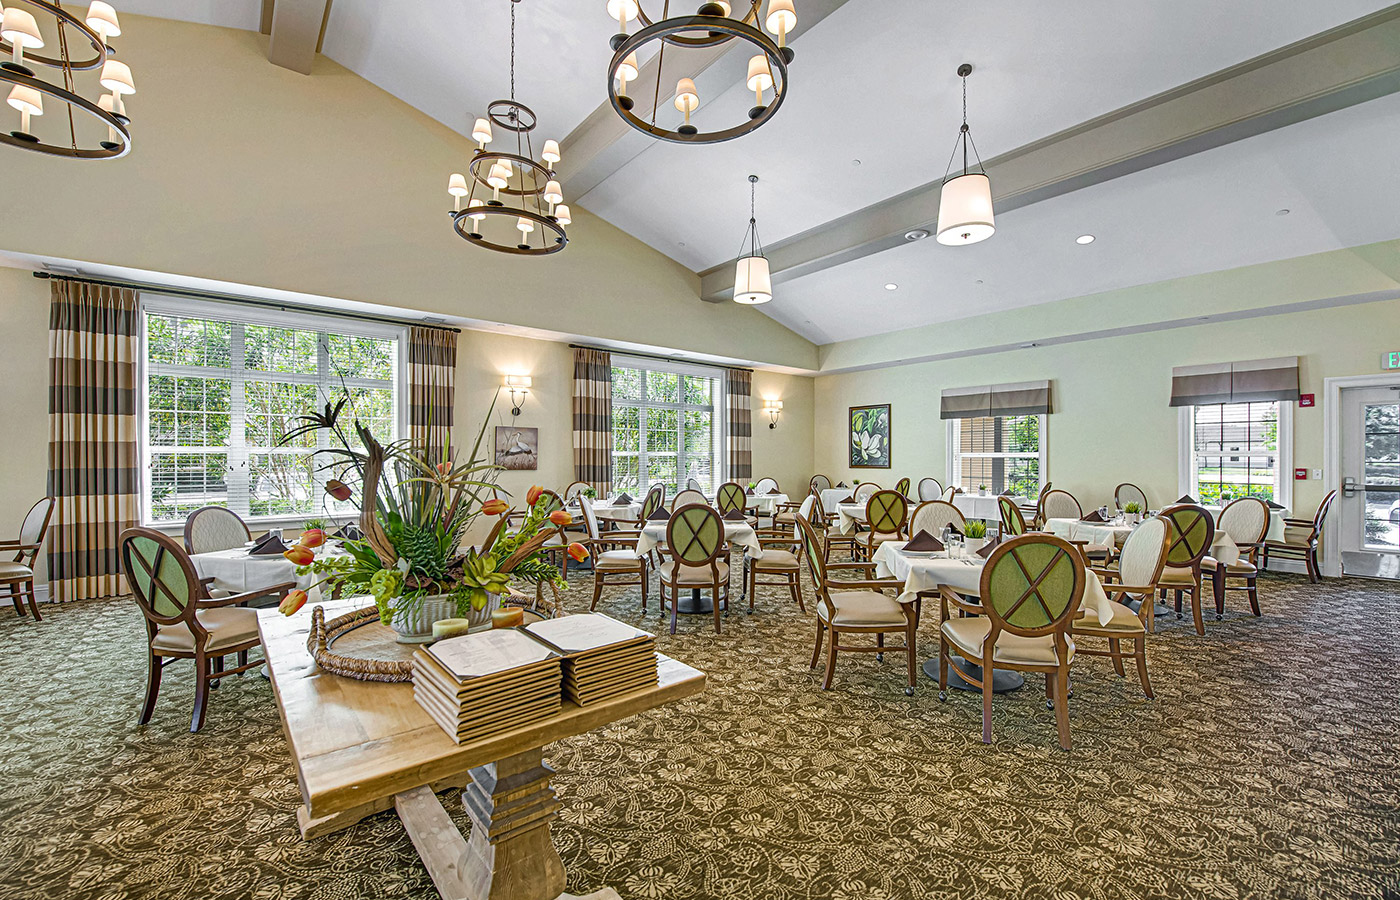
(1202, 505, 1288, 543)
(952, 493, 1026, 522)
(191, 546, 321, 594)
(745, 492, 790, 515)
(835, 503, 867, 535)
(590, 500, 641, 522)
(1044, 517, 1135, 548)
(819, 488, 856, 515)
(871, 540, 1114, 626)
(636, 520, 762, 557)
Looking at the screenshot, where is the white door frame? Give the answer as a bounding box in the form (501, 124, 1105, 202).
(1322, 373, 1400, 577)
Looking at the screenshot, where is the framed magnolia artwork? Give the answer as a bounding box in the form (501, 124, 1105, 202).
(849, 404, 891, 468)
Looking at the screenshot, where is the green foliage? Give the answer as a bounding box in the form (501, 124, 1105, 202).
(1123, 502, 1143, 514)
(963, 520, 988, 539)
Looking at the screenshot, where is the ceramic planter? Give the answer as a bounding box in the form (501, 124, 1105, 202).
(390, 592, 501, 643)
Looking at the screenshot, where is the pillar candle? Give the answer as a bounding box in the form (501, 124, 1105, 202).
(491, 607, 524, 629)
(431, 618, 474, 641)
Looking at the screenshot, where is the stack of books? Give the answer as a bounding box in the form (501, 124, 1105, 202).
(412, 629, 563, 745)
(525, 613, 658, 706)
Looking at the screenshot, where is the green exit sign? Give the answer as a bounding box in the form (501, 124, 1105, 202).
(1386, 351, 1400, 370)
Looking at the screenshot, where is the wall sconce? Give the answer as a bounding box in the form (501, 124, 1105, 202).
(762, 398, 783, 429)
(503, 374, 532, 416)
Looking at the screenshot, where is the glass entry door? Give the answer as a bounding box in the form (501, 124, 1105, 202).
(1338, 385, 1400, 579)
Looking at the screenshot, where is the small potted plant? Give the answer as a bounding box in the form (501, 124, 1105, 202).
(963, 519, 988, 553)
(978, 483, 988, 496)
(581, 486, 597, 500)
(1123, 501, 1143, 524)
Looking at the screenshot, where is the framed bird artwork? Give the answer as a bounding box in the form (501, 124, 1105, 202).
(494, 426, 539, 470)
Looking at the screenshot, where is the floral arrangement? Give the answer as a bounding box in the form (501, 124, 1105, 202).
(274, 396, 587, 624)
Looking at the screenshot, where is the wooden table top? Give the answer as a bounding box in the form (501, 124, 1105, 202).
(258, 597, 707, 820)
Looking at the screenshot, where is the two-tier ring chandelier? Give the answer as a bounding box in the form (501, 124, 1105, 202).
(0, 1, 135, 159)
(605, 1, 796, 145)
(445, 0, 567, 256)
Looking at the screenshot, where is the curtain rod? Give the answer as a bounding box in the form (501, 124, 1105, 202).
(33, 271, 462, 334)
(569, 343, 752, 373)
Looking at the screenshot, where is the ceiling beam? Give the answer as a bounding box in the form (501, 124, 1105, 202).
(267, 0, 334, 75)
(699, 6, 1400, 301)
(560, 0, 856, 200)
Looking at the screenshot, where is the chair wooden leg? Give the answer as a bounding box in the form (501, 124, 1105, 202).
(876, 632, 884, 663)
(1305, 547, 1319, 583)
(822, 628, 838, 690)
(790, 573, 803, 612)
(640, 564, 649, 611)
(904, 621, 916, 694)
(210, 655, 223, 689)
(237, 649, 249, 670)
(590, 574, 603, 611)
(190, 655, 211, 733)
(669, 590, 678, 635)
(1108, 637, 1125, 677)
(1134, 637, 1153, 699)
(1247, 575, 1260, 616)
(8, 583, 22, 617)
(748, 566, 756, 613)
(25, 580, 42, 621)
(139, 651, 162, 725)
(937, 638, 949, 697)
(712, 582, 722, 634)
(1053, 666, 1072, 751)
(810, 619, 824, 668)
(1190, 582, 1205, 636)
(981, 655, 995, 744)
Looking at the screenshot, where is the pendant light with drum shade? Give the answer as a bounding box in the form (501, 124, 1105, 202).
(733, 174, 771, 305)
(936, 63, 994, 246)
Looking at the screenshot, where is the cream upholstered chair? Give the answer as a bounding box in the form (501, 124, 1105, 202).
(1039, 489, 1083, 523)
(754, 477, 779, 495)
(917, 477, 943, 501)
(1155, 504, 1216, 635)
(910, 500, 965, 540)
(853, 481, 880, 502)
(741, 495, 807, 613)
(579, 499, 649, 613)
(1203, 497, 1269, 620)
(1114, 482, 1149, 512)
(797, 515, 917, 695)
(810, 491, 859, 561)
(685, 476, 704, 492)
(563, 480, 590, 503)
(2, 497, 54, 621)
(1262, 490, 1336, 583)
(855, 490, 908, 559)
(1071, 516, 1171, 698)
(121, 527, 295, 732)
(939, 485, 957, 502)
(656, 504, 730, 634)
(671, 488, 709, 512)
(183, 505, 251, 555)
(937, 534, 1086, 751)
(809, 474, 832, 494)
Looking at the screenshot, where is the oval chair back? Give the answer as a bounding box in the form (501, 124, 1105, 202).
(917, 478, 942, 501)
(685, 477, 703, 492)
(1313, 489, 1338, 533)
(797, 493, 817, 523)
(1218, 497, 1269, 546)
(809, 474, 831, 494)
(980, 534, 1085, 634)
(578, 497, 602, 542)
(13, 497, 55, 564)
(754, 477, 779, 495)
(1160, 504, 1215, 570)
(672, 489, 709, 512)
(534, 489, 565, 516)
(183, 506, 251, 555)
(563, 481, 589, 503)
(1113, 482, 1148, 512)
(866, 490, 908, 537)
(1116, 516, 1171, 592)
(796, 513, 832, 605)
(939, 486, 957, 502)
(854, 482, 880, 502)
(666, 504, 725, 569)
(997, 496, 1028, 536)
(715, 482, 747, 516)
(911, 500, 964, 538)
(639, 484, 665, 520)
(809, 491, 830, 528)
(894, 477, 911, 497)
(122, 527, 201, 632)
(1040, 489, 1083, 522)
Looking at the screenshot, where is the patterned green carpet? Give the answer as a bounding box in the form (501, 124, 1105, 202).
(1, 568, 1398, 900)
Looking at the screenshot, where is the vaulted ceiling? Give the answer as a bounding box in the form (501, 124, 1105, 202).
(119, 0, 1400, 343)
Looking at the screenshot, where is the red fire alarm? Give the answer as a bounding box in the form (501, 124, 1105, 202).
(1294, 468, 1308, 480)
(1299, 394, 1315, 407)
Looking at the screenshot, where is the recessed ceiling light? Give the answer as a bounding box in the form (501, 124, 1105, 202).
(1276, 208, 1290, 216)
(852, 159, 862, 167)
(677, 241, 686, 247)
(1075, 234, 1095, 244)
(884, 283, 898, 291)
(904, 229, 930, 242)
(975, 279, 984, 284)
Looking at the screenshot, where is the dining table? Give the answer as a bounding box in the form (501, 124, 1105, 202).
(952, 492, 1027, 523)
(744, 492, 790, 516)
(1044, 517, 1136, 550)
(191, 543, 329, 596)
(819, 487, 856, 516)
(871, 539, 1116, 694)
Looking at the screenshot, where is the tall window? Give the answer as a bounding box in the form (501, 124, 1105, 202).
(949, 415, 1043, 496)
(1182, 401, 1287, 504)
(141, 299, 402, 524)
(611, 358, 723, 497)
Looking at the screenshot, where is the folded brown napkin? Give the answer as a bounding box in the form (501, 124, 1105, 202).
(838, 495, 854, 504)
(903, 530, 944, 552)
(746, 486, 755, 494)
(999, 490, 1014, 496)
(647, 507, 671, 521)
(976, 534, 1001, 559)
(1266, 500, 1285, 510)
(1081, 510, 1105, 523)
(761, 488, 775, 495)
(723, 509, 746, 521)
(1177, 494, 1195, 504)
(249, 533, 289, 556)
(836, 482, 847, 488)
(613, 493, 633, 505)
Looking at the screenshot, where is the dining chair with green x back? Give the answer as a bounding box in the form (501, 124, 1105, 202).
(857, 490, 908, 559)
(1155, 504, 1216, 635)
(938, 533, 1086, 750)
(657, 504, 730, 635)
(797, 515, 917, 695)
(998, 495, 1029, 538)
(1203, 497, 1270, 620)
(121, 527, 297, 732)
(894, 477, 911, 497)
(637, 484, 666, 523)
(715, 481, 754, 524)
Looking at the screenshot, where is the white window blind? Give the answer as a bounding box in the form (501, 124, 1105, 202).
(1183, 401, 1288, 504)
(948, 414, 1044, 496)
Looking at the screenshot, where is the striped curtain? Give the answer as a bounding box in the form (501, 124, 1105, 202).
(572, 348, 612, 494)
(726, 369, 753, 482)
(408, 326, 457, 461)
(47, 280, 140, 602)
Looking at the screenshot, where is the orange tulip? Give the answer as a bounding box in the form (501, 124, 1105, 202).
(482, 498, 509, 516)
(298, 528, 326, 548)
(567, 542, 589, 562)
(549, 510, 572, 527)
(326, 479, 353, 501)
(437, 461, 451, 475)
(526, 485, 544, 507)
(278, 589, 308, 616)
(284, 545, 315, 566)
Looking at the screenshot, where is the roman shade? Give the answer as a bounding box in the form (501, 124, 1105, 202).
(940, 380, 1052, 420)
(1168, 356, 1300, 406)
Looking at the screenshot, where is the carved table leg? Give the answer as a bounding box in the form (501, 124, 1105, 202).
(460, 747, 565, 900)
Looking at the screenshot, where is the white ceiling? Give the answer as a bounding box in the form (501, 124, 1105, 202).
(118, 0, 1400, 345)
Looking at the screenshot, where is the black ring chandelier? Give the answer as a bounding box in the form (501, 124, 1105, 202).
(0, 1, 135, 159)
(605, 1, 797, 145)
(446, 0, 567, 256)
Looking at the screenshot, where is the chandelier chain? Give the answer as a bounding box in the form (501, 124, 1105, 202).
(509, 0, 516, 101)
(56, 1, 79, 150)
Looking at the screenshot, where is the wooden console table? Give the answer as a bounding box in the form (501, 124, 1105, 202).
(258, 598, 706, 900)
